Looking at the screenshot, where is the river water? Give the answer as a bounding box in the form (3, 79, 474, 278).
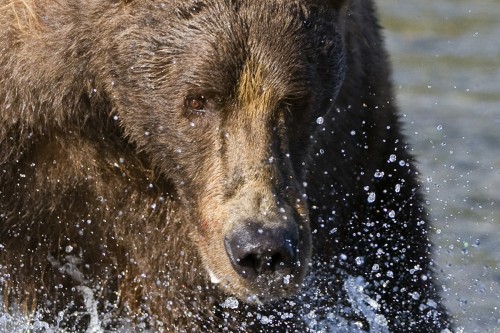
(378, 1, 500, 332)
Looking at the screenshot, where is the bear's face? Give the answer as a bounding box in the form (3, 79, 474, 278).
(101, 1, 345, 303)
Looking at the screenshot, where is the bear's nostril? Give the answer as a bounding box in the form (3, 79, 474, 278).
(239, 247, 294, 275)
(224, 223, 298, 279)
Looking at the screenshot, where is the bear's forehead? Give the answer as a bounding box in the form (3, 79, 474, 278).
(150, 1, 337, 104)
(168, 0, 333, 34)
(235, 57, 312, 112)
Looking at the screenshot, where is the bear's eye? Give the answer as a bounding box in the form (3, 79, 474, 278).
(185, 96, 206, 113)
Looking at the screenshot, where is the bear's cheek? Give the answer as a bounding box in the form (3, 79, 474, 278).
(197, 219, 224, 240)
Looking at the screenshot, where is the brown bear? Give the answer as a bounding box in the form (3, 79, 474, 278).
(0, 0, 451, 331)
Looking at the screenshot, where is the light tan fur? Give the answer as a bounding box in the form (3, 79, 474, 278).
(237, 58, 275, 117)
(1, 0, 44, 36)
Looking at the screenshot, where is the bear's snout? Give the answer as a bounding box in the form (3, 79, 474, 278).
(224, 221, 298, 281)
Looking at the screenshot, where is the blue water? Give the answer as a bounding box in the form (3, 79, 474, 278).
(378, 0, 500, 331)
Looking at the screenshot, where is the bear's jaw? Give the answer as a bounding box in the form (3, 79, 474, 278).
(205, 265, 283, 305)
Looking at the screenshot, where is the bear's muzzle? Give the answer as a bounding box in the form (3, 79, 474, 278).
(224, 220, 299, 280)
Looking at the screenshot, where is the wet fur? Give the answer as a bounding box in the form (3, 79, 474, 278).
(0, 0, 450, 331)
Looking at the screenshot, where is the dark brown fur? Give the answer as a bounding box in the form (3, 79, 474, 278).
(1, 0, 450, 331)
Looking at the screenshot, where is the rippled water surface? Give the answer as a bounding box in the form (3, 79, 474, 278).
(378, 0, 500, 331)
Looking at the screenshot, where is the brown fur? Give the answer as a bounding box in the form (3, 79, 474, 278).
(1, 0, 450, 331)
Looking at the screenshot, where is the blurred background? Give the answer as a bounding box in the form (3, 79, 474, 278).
(377, 0, 500, 332)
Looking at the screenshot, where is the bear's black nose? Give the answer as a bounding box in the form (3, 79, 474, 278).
(224, 221, 298, 279)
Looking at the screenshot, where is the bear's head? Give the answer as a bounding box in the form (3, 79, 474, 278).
(94, 1, 346, 303)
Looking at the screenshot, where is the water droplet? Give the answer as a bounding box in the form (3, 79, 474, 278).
(316, 117, 324, 125)
(221, 297, 239, 309)
(436, 124, 443, 131)
(367, 192, 376, 203)
(355, 256, 365, 266)
(375, 314, 388, 326)
(426, 299, 438, 309)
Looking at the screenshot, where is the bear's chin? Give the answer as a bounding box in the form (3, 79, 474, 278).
(205, 266, 303, 305)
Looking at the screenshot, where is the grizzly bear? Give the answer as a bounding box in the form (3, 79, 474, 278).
(0, 0, 451, 331)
